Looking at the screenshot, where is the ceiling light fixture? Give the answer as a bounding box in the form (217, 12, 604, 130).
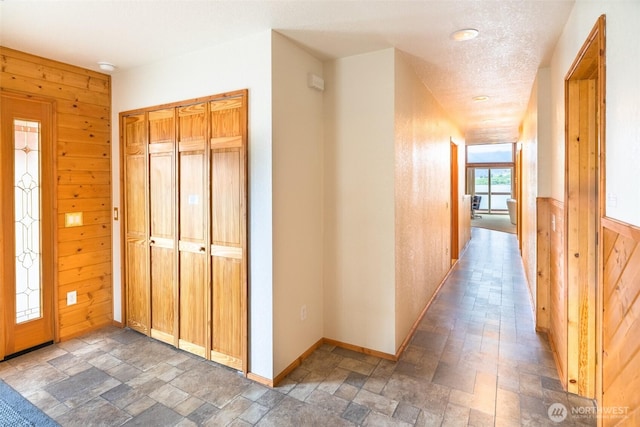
(450, 28, 479, 41)
(97, 62, 116, 72)
(473, 95, 490, 102)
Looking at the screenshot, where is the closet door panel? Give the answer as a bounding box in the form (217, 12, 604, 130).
(123, 114, 149, 333)
(148, 110, 176, 343)
(209, 95, 246, 371)
(177, 104, 208, 356)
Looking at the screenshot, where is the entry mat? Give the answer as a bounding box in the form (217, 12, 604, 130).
(0, 380, 59, 426)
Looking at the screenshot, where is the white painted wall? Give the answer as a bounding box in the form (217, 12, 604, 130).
(323, 49, 396, 354)
(394, 51, 461, 350)
(550, 1, 640, 226)
(110, 30, 275, 379)
(271, 32, 325, 375)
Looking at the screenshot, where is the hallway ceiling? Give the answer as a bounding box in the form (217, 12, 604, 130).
(0, 0, 575, 144)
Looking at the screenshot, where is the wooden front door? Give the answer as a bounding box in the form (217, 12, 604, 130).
(1, 94, 55, 358)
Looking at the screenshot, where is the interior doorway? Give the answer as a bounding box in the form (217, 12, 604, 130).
(563, 15, 605, 399)
(1, 94, 55, 359)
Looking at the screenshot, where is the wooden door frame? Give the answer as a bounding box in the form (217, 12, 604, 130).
(450, 139, 459, 262)
(563, 15, 605, 399)
(0, 91, 58, 359)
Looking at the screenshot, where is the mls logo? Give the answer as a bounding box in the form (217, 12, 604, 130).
(548, 403, 568, 423)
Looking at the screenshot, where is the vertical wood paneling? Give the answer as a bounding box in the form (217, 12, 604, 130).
(601, 217, 640, 427)
(545, 199, 568, 387)
(1, 47, 112, 341)
(536, 198, 551, 331)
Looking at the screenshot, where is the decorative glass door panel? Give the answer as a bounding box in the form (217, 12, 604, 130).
(14, 120, 42, 323)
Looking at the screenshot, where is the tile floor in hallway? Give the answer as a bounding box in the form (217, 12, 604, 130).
(0, 228, 597, 426)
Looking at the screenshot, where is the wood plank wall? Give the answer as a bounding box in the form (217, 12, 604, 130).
(537, 197, 567, 386)
(548, 199, 566, 387)
(1, 47, 112, 341)
(536, 198, 551, 331)
(601, 217, 640, 426)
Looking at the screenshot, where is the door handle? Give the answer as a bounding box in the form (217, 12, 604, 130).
(199, 246, 206, 252)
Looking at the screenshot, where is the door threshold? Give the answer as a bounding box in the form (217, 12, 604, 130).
(2, 341, 54, 362)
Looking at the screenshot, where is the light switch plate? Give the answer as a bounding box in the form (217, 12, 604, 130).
(65, 212, 83, 227)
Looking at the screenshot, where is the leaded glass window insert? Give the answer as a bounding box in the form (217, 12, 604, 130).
(14, 119, 42, 324)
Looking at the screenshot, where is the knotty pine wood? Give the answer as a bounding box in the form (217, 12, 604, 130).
(601, 217, 640, 426)
(536, 198, 551, 332)
(548, 199, 568, 388)
(0, 47, 112, 341)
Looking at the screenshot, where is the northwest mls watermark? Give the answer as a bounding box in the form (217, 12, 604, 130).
(548, 402, 629, 423)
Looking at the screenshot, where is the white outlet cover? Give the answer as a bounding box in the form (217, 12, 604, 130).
(67, 290, 77, 305)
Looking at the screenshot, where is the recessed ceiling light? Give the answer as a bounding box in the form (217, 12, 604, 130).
(450, 28, 479, 41)
(97, 62, 116, 72)
(473, 95, 490, 102)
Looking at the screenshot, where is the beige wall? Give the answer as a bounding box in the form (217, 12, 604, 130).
(323, 49, 397, 354)
(394, 51, 462, 350)
(271, 32, 325, 375)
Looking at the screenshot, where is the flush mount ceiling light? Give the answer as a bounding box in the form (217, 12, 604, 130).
(473, 95, 490, 102)
(450, 28, 479, 41)
(97, 62, 116, 72)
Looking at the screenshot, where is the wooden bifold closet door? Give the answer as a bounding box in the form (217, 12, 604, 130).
(121, 90, 247, 372)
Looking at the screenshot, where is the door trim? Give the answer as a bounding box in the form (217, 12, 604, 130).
(563, 15, 605, 398)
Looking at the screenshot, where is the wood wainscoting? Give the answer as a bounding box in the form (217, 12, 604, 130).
(537, 197, 568, 386)
(601, 217, 640, 426)
(0, 47, 112, 344)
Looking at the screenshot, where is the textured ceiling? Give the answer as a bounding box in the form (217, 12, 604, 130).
(0, 0, 575, 144)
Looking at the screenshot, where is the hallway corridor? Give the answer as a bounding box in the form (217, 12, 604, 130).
(0, 229, 596, 426)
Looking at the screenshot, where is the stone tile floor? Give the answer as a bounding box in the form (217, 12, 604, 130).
(0, 228, 597, 426)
